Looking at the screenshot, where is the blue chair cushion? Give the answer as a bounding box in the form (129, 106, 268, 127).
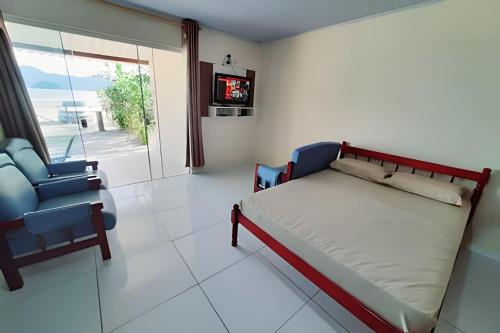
(0, 154, 38, 222)
(291, 142, 342, 179)
(37, 189, 116, 230)
(38, 176, 91, 200)
(0, 153, 15, 168)
(0, 138, 109, 188)
(0, 138, 49, 184)
(46, 160, 87, 175)
(6, 189, 116, 256)
(257, 164, 287, 189)
(24, 203, 91, 234)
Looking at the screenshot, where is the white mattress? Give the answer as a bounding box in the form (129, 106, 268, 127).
(240, 170, 470, 333)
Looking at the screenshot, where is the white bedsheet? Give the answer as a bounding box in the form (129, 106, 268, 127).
(240, 170, 470, 333)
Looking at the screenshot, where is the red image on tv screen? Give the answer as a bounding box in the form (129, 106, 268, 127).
(215, 75, 250, 104)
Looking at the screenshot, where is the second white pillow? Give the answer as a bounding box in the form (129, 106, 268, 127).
(381, 172, 466, 206)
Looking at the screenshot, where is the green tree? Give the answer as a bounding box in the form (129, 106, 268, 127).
(98, 63, 155, 144)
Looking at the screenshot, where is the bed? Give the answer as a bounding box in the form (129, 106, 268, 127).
(231, 142, 491, 333)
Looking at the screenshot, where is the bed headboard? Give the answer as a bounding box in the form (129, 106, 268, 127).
(340, 141, 491, 224)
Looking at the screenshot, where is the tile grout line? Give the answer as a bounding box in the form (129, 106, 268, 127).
(441, 318, 466, 333)
(108, 285, 200, 333)
(257, 249, 351, 333)
(96, 212, 199, 332)
(95, 229, 172, 270)
(158, 210, 226, 241)
(109, 176, 189, 199)
(181, 187, 227, 218)
(171, 242, 199, 283)
(140, 180, 251, 223)
(160, 218, 259, 285)
(1, 170, 259, 331)
(198, 284, 231, 333)
(18, 170, 261, 331)
(104, 193, 256, 331)
(196, 248, 258, 284)
(117, 201, 189, 224)
(96, 239, 343, 333)
(274, 299, 311, 332)
(167, 221, 225, 242)
(178, 224, 262, 284)
(309, 297, 351, 333)
(171, 241, 231, 333)
(249, 250, 315, 332)
(94, 248, 105, 333)
(0, 251, 97, 304)
(257, 248, 318, 298)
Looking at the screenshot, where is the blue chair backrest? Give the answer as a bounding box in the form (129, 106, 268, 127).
(0, 153, 39, 221)
(291, 142, 341, 179)
(0, 138, 49, 184)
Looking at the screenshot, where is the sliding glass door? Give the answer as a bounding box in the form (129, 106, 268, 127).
(59, 32, 161, 185)
(5, 20, 188, 187)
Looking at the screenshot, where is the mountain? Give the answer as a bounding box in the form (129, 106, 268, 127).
(20, 66, 111, 91)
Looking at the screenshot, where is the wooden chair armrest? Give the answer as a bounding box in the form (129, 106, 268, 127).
(86, 161, 99, 171)
(253, 161, 295, 193)
(253, 163, 261, 192)
(88, 178, 102, 190)
(280, 161, 294, 183)
(0, 218, 25, 233)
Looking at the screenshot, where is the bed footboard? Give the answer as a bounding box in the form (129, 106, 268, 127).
(231, 205, 404, 333)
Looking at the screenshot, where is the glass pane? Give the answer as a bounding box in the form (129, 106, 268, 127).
(60, 32, 153, 186)
(137, 45, 164, 180)
(5, 22, 85, 162)
(151, 48, 189, 177)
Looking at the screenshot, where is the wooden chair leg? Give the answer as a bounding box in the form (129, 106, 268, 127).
(231, 204, 239, 247)
(0, 234, 24, 291)
(91, 204, 111, 261)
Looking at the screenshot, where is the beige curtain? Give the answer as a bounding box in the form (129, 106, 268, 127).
(183, 19, 205, 168)
(0, 12, 50, 163)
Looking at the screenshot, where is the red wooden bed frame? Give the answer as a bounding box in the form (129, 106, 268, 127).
(233, 141, 491, 333)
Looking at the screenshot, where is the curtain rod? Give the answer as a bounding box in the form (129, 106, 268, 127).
(96, 0, 184, 27)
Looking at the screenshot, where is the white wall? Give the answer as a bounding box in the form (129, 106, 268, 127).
(199, 28, 262, 168)
(0, 0, 181, 50)
(256, 0, 500, 258)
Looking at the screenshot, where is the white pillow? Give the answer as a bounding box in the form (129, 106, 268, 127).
(381, 172, 466, 206)
(330, 157, 391, 182)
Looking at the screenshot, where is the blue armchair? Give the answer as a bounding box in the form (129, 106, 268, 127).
(0, 153, 116, 291)
(254, 142, 342, 191)
(0, 138, 108, 187)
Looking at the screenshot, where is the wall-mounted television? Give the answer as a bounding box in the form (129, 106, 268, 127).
(214, 73, 251, 106)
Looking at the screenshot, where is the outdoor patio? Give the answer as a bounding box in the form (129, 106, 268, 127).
(41, 112, 153, 187)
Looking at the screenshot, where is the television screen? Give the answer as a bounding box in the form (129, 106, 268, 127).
(214, 73, 251, 105)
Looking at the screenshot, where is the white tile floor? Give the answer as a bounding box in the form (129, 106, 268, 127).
(1, 163, 499, 333)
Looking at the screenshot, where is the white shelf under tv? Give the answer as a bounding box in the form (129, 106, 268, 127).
(208, 105, 255, 118)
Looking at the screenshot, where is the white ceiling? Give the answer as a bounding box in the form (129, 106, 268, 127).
(109, 0, 435, 42)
